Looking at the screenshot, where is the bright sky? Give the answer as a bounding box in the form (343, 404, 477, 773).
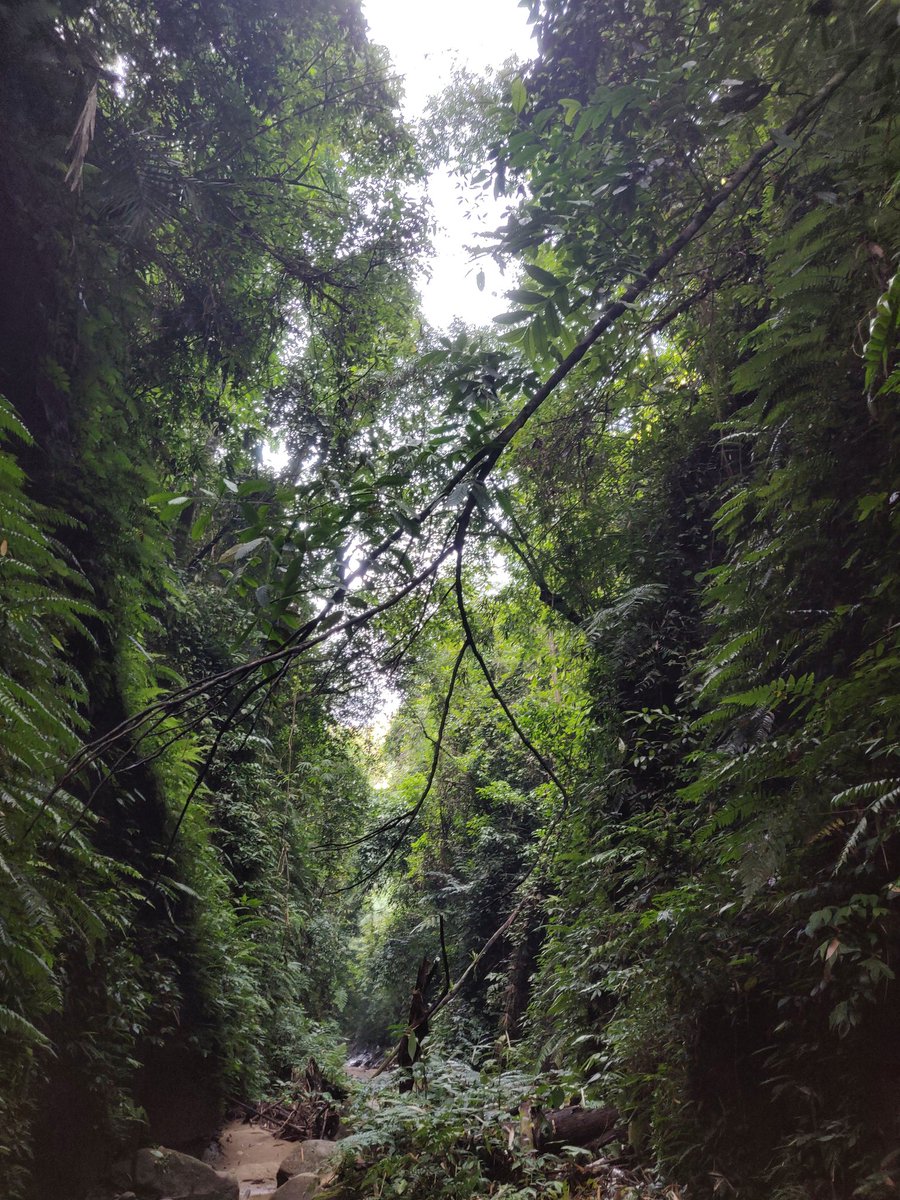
(363, 0, 536, 328)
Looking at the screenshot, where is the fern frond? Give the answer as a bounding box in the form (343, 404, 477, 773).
(0, 1004, 50, 1048)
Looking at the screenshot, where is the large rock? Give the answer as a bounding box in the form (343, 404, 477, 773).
(107, 1160, 135, 1191)
(132, 1146, 238, 1200)
(276, 1140, 339, 1186)
(271, 1174, 322, 1200)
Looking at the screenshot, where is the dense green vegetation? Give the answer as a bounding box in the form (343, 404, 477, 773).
(1, 1, 898, 1197)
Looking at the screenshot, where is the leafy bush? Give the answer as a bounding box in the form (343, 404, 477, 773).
(338, 1057, 588, 1200)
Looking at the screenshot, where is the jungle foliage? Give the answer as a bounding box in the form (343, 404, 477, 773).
(0, 0, 418, 1192)
(0, 0, 898, 1198)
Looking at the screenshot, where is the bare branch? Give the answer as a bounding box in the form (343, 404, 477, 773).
(30, 59, 867, 856)
(454, 500, 570, 805)
(317, 640, 467, 865)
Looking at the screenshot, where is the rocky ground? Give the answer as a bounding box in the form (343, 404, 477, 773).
(88, 1062, 378, 1200)
(218, 1130, 347, 1200)
(211, 1121, 295, 1199)
(94, 1132, 349, 1200)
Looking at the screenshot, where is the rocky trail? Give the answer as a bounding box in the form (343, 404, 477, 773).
(211, 1122, 294, 1199)
(213, 1126, 342, 1200)
(211, 1064, 376, 1200)
(90, 1061, 377, 1200)
(100, 1130, 349, 1200)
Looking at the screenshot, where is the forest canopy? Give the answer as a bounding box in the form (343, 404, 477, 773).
(0, 1, 898, 1198)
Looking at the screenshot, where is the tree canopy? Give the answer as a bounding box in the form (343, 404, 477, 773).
(0, 1, 898, 1198)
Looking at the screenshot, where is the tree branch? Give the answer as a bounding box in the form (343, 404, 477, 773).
(31, 57, 867, 848)
(317, 640, 466, 854)
(454, 500, 570, 805)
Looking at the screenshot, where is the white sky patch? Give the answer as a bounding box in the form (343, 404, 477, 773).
(364, 0, 535, 329)
(487, 553, 512, 594)
(369, 686, 403, 748)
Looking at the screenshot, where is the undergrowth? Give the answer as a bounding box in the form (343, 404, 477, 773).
(336, 1056, 677, 1200)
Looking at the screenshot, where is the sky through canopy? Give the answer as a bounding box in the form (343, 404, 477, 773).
(363, 0, 535, 329)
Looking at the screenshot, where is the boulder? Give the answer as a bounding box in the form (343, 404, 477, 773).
(271, 1174, 322, 1200)
(276, 1140, 339, 1186)
(107, 1160, 135, 1191)
(132, 1146, 238, 1200)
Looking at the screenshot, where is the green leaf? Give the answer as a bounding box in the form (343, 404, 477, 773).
(219, 536, 267, 563)
(494, 311, 532, 325)
(523, 263, 563, 290)
(572, 109, 594, 141)
(560, 98, 581, 126)
(190, 510, 211, 540)
(857, 493, 887, 521)
(0, 1004, 50, 1047)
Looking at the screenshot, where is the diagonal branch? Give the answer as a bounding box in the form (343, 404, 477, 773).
(453, 498, 570, 804)
(486, 513, 584, 626)
(316, 640, 467, 854)
(32, 58, 867, 846)
(371, 897, 527, 1079)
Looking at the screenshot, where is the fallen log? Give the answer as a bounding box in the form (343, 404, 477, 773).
(535, 1104, 623, 1152)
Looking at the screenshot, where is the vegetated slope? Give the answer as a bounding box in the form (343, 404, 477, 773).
(347, 2, 900, 1196)
(0, 1, 422, 1194)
